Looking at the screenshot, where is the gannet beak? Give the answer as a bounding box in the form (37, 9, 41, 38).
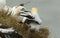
(31, 7, 38, 13)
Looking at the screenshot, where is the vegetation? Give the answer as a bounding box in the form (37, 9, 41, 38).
(0, 11, 49, 38)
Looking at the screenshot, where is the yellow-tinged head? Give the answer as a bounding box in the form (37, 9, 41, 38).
(31, 7, 38, 13)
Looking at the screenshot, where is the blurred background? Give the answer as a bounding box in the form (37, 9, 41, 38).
(6, 0, 60, 38)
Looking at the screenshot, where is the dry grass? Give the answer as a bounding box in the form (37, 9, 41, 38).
(0, 11, 49, 38)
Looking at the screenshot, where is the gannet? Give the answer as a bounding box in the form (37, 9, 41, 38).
(7, 4, 27, 23)
(29, 7, 42, 31)
(20, 7, 42, 31)
(20, 8, 42, 25)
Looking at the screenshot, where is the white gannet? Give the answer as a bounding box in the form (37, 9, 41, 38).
(10, 4, 25, 16)
(31, 8, 42, 24)
(20, 8, 42, 24)
(20, 11, 33, 23)
(7, 4, 27, 23)
(29, 7, 42, 31)
(20, 7, 42, 31)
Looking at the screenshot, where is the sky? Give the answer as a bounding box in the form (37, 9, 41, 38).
(0, 0, 6, 10)
(4, 0, 60, 38)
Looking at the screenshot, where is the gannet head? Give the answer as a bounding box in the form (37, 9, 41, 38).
(31, 7, 38, 14)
